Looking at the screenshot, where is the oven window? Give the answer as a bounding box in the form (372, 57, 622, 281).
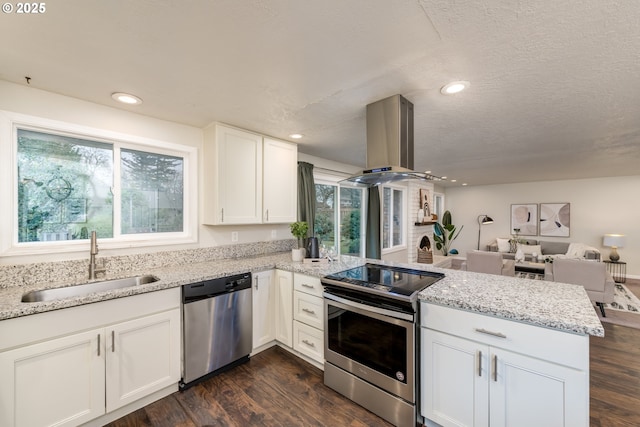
(327, 304, 408, 383)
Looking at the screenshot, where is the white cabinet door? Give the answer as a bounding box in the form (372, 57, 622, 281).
(262, 138, 297, 223)
(274, 269, 293, 347)
(203, 124, 263, 225)
(293, 320, 324, 363)
(422, 327, 589, 427)
(252, 270, 275, 350)
(489, 348, 588, 427)
(106, 309, 181, 412)
(0, 329, 105, 427)
(421, 328, 489, 427)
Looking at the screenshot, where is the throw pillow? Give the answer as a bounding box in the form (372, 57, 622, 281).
(496, 238, 511, 253)
(566, 243, 588, 258)
(517, 243, 542, 256)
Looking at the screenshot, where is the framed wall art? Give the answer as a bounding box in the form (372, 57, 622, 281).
(510, 203, 538, 236)
(539, 203, 570, 237)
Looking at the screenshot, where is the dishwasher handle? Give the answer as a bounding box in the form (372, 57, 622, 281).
(182, 272, 252, 303)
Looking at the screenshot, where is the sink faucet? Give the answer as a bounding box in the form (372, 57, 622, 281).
(89, 231, 106, 280)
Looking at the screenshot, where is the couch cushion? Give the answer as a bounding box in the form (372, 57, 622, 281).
(518, 244, 542, 256)
(496, 238, 511, 252)
(540, 241, 569, 255)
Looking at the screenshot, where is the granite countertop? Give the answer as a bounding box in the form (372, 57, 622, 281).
(0, 253, 604, 337)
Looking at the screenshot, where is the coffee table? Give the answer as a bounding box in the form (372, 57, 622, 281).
(515, 261, 546, 275)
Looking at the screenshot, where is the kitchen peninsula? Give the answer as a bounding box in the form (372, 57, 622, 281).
(0, 245, 602, 427)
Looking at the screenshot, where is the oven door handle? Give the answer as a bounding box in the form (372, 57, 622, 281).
(323, 292, 414, 322)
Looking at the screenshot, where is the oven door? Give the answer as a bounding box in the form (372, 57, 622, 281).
(323, 291, 415, 403)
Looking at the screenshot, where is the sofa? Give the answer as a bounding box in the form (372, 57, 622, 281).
(486, 238, 600, 261)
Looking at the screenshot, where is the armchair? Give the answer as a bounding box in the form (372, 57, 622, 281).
(463, 251, 515, 277)
(545, 258, 615, 317)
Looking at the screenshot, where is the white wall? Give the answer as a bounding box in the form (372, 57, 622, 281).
(445, 176, 640, 277)
(0, 81, 292, 264)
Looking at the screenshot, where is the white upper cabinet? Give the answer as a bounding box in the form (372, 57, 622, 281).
(263, 137, 297, 224)
(203, 124, 297, 225)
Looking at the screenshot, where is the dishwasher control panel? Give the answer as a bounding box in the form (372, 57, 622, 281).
(182, 272, 251, 303)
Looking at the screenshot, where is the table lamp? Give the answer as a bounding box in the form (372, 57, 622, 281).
(603, 234, 626, 262)
(477, 215, 494, 250)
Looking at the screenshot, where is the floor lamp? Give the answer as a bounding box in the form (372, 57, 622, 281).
(477, 215, 494, 250)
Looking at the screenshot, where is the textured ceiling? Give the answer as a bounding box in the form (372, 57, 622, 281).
(1, 0, 639, 186)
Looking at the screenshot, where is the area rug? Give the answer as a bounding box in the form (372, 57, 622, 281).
(604, 284, 640, 313)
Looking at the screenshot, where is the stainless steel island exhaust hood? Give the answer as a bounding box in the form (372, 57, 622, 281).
(341, 94, 443, 186)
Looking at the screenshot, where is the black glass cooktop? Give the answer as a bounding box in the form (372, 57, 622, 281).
(323, 263, 444, 297)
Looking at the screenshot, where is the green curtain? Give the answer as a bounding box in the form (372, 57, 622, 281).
(366, 186, 381, 259)
(297, 161, 315, 238)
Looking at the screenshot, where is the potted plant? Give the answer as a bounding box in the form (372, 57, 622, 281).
(289, 221, 309, 262)
(433, 210, 463, 256)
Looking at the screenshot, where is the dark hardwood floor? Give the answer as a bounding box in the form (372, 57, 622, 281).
(108, 279, 640, 427)
(106, 345, 393, 427)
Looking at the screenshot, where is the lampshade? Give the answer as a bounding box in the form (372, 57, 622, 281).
(479, 215, 494, 225)
(603, 234, 625, 248)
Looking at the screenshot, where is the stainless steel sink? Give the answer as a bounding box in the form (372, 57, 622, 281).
(21, 275, 158, 303)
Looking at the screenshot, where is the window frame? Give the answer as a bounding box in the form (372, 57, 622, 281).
(1, 111, 198, 256)
(313, 172, 366, 257)
(381, 183, 407, 254)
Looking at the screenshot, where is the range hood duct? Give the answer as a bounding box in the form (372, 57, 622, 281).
(342, 94, 443, 186)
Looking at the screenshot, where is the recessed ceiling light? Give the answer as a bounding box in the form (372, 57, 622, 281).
(424, 170, 432, 174)
(441, 176, 448, 180)
(111, 92, 142, 105)
(440, 81, 470, 95)
(462, 183, 468, 186)
(289, 133, 303, 139)
(451, 179, 457, 183)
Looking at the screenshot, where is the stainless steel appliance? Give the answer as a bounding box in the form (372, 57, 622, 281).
(181, 272, 252, 389)
(341, 94, 443, 186)
(322, 264, 444, 427)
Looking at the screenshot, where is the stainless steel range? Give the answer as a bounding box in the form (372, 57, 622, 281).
(322, 263, 444, 427)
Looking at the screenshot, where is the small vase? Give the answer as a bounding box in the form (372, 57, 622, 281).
(417, 210, 424, 223)
(292, 248, 305, 262)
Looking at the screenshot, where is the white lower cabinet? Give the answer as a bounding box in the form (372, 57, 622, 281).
(421, 303, 589, 427)
(0, 329, 106, 427)
(292, 273, 324, 365)
(252, 270, 276, 350)
(0, 289, 180, 427)
(274, 270, 293, 347)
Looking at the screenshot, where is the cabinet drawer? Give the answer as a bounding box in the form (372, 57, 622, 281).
(293, 291, 324, 330)
(421, 303, 589, 370)
(294, 273, 323, 297)
(293, 321, 324, 363)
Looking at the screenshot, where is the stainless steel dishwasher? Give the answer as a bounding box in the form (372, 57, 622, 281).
(181, 272, 252, 389)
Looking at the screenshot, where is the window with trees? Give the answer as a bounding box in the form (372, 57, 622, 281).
(314, 177, 364, 257)
(4, 114, 196, 254)
(382, 185, 405, 251)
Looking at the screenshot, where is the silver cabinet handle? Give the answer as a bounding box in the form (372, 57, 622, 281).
(97, 334, 101, 356)
(475, 328, 507, 339)
(254, 276, 259, 290)
(112, 330, 115, 353)
(302, 308, 316, 315)
(302, 283, 314, 289)
(493, 354, 498, 382)
(265, 209, 269, 222)
(302, 339, 315, 348)
(221, 208, 224, 223)
(478, 350, 482, 377)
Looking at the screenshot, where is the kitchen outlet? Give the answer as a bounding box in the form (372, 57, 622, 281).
(271, 229, 277, 238)
(231, 231, 238, 242)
